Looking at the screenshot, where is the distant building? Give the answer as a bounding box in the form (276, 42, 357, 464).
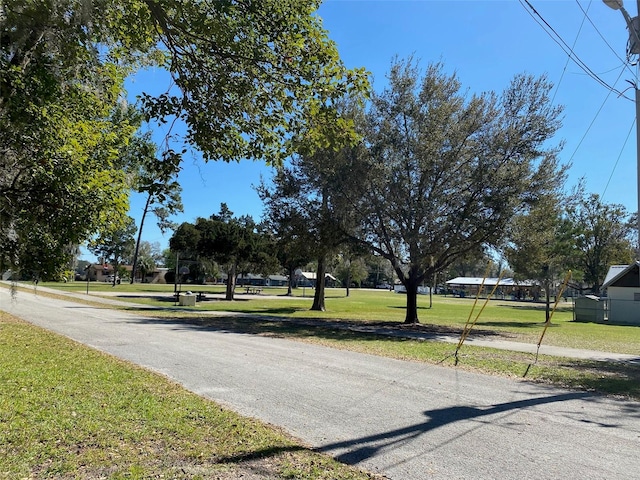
(445, 277, 539, 300)
(295, 271, 338, 288)
(236, 274, 289, 287)
(86, 264, 116, 282)
(602, 262, 640, 325)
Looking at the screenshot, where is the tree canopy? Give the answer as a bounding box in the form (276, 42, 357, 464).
(1, 0, 368, 278)
(0, 0, 140, 277)
(504, 192, 572, 321)
(336, 59, 567, 323)
(138, 0, 370, 163)
(88, 216, 137, 286)
(127, 133, 183, 283)
(565, 190, 635, 293)
(258, 147, 357, 310)
(170, 205, 276, 300)
(256, 186, 313, 296)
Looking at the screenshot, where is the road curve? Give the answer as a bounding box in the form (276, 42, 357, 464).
(2, 288, 639, 479)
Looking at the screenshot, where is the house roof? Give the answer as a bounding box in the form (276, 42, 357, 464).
(237, 274, 289, 281)
(299, 271, 337, 281)
(268, 274, 288, 281)
(602, 262, 640, 289)
(445, 277, 536, 287)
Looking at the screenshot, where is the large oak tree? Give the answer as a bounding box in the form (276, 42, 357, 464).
(344, 59, 566, 323)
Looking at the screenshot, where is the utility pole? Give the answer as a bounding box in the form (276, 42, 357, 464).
(603, 0, 640, 255)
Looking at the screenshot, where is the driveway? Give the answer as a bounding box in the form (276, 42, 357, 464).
(2, 287, 639, 479)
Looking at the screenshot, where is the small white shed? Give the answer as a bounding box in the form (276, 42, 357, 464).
(602, 262, 640, 325)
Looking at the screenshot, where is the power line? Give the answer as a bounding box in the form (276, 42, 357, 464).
(519, 0, 633, 101)
(552, 0, 590, 104)
(568, 65, 626, 166)
(521, 0, 635, 204)
(602, 118, 635, 199)
(574, 0, 636, 78)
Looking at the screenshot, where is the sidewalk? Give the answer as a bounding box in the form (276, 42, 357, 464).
(6, 282, 640, 365)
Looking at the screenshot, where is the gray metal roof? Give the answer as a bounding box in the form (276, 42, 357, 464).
(602, 261, 640, 289)
(445, 277, 536, 287)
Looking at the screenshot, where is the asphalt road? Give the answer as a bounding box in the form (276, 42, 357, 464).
(2, 288, 639, 479)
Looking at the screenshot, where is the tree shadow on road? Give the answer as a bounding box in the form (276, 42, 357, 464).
(317, 391, 594, 464)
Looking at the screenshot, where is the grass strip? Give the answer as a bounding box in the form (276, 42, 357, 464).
(0, 312, 380, 480)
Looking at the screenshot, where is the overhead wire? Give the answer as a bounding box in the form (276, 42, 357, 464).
(551, 0, 591, 104)
(602, 118, 635, 198)
(522, 0, 637, 196)
(567, 65, 626, 166)
(569, 0, 638, 198)
(575, 0, 637, 77)
(519, 0, 633, 101)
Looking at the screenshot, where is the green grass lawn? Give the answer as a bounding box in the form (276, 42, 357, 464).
(0, 312, 380, 480)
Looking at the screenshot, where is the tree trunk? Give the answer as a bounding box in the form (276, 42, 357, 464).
(287, 265, 294, 296)
(392, 263, 422, 324)
(429, 273, 434, 308)
(544, 280, 551, 323)
(130, 194, 151, 284)
(226, 263, 236, 301)
(311, 256, 326, 311)
(345, 264, 351, 298)
(112, 259, 119, 287)
(404, 279, 420, 324)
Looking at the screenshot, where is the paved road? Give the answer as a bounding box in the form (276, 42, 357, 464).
(2, 288, 640, 479)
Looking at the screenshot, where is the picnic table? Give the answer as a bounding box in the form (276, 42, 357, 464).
(173, 291, 208, 301)
(244, 286, 263, 294)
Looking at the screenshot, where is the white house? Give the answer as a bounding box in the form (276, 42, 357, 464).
(296, 271, 337, 287)
(602, 262, 640, 325)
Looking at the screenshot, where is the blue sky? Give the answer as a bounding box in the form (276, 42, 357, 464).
(105, 0, 640, 258)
